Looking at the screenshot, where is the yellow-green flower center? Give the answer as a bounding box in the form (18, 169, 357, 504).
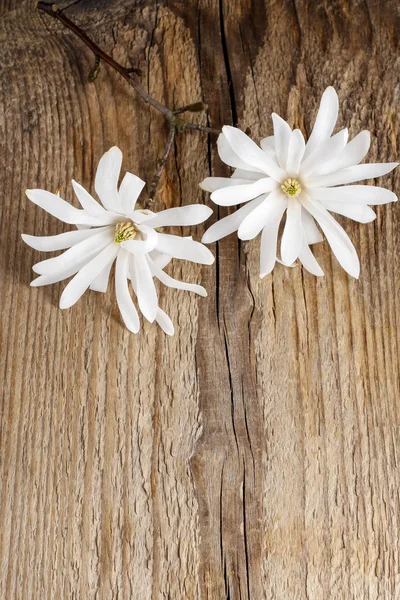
(281, 178, 301, 198)
(115, 221, 136, 243)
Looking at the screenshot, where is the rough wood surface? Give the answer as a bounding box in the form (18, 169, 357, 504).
(1, 1, 399, 598)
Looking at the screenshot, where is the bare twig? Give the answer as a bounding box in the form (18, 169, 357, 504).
(37, 3, 220, 199)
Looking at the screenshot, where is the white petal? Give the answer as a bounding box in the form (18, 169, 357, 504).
(222, 126, 286, 180)
(281, 197, 303, 264)
(298, 243, 324, 276)
(259, 195, 288, 277)
(148, 257, 207, 296)
(231, 169, 263, 181)
(300, 193, 360, 278)
(26, 189, 105, 226)
(148, 249, 173, 270)
(95, 146, 123, 212)
(30, 249, 103, 287)
(217, 132, 264, 173)
(301, 210, 323, 245)
(21, 226, 109, 252)
(131, 254, 158, 322)
(121, 225, 158, 254)
(307, 185, 398, 205)
(304, 87, 339, 158)
(272, 114, 292, 170)
(143, 205, 213, 228)
(155, 233, 214, 265)
(286, 129, 306, 176)
(59, 243, 119, 309)
(306, 162, 399, 188)
(201, 197, 265, 244)
(129, 209, 156, 224)
(200, 177, 249, 192)
(119, 172, 146, 215)
(300, 128, 348, 178)
(323, 203, 376, 223)
(311, 130, 370, 176)
(33, 228, 114, 275)
(115, 250, 140, 332)
(260, 135, 276, 158)
(72, 180, 109, 218)
(210, 178, 276, 206)
(155, 308, 174, 336)
(90, 259, 114, 292)
(238, 192, 285, 241)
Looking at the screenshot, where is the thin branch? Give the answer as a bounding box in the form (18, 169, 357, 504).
(37, 2, 221, 200)
(144, 126, 176, 209)
(37, 2, 171, 116)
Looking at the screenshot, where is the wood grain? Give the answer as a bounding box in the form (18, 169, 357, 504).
(0, 1, 399, 598)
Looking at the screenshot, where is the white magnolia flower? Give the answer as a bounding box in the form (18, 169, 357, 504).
(22, 147, 214, 334)
(201, 87, 398, 278)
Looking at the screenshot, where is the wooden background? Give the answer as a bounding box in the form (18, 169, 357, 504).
(1, 1, 399, 598)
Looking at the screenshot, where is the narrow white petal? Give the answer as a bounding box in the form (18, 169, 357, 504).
(21, 227, 109, 252)
(132, 254, 158, 322)
(90, 259, 114, 292)
(119, 172, 146, 215)
(201, 197, 264, 244)
(121, 225, 158, 254)
(30, 250, 103, 287)
(115, 250, 140, 332)
(33, 228, 114, 275)
(156, 233, 214, 265)
(323, 202, 376, 223)
(281, 197, 303, 264)
(231, 169, 263, 181)
(301, 209, 323, 245)
(298, 243, 324, 276)
(286, 129, 306, 176)
(143, 205, 213, 228)
(272, 114, 292, 170)
(129, 209, 156, 224)
(300, 128, 348, 178)
(148, 249, 172, 270)
(155, 308, 174, 336)
(311, 130, 370, 176)
(211, 178, 276, 206)
(304, 87, 339, 158)
(259, 195, 288, 277)
(238, 192, 285, 241)
(72, 180, 108, 218)
(260, 135, 276, 158)
(217, 132, 264, 172)
(95, 146, 123, 212)
(222, 126, 287, 180)
(26, 189, 105, 226)
(306, 162, 399, 188)
(308, 185, 398, 205)
(148, 257, 207, 296)
(300, 192, 360, 278)
(200, 177, 249, 192)
(59, 243, 119, 309)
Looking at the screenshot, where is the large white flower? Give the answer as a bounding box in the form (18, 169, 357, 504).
(201, 87, 398, 278)
(22, 147, 214, 334)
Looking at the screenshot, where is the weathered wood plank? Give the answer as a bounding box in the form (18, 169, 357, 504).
(0, 1, 399, 599)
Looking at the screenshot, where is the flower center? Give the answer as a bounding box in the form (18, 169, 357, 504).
(281, 178, 301, 198)
(115, 221, 136, 243)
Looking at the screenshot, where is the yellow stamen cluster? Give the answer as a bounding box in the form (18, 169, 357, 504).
(115, 221, 136, 243)
(281, 178, 301, 198)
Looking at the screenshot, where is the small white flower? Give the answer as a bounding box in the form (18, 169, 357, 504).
(201, 87, 398, 278)
(22, 147, 214, 334)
